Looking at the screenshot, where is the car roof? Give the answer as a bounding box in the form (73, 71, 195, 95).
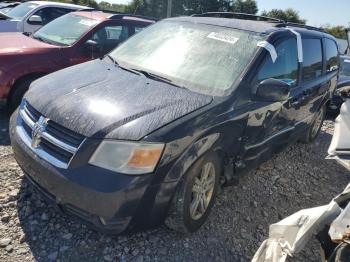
(28, 1, 92, 10)
(166, 16, 335, 40)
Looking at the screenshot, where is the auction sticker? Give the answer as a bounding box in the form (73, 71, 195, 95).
(207, 32, 239, 44)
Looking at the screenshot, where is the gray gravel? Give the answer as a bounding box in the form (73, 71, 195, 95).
(0, 109, 349, 262)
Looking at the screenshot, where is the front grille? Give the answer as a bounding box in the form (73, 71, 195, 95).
(17, 101, 85, 168)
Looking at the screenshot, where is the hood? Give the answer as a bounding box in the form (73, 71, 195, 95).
(0, 32, 55, 54)
(0, 19, 19, 32)
(25, 59, 213, 140)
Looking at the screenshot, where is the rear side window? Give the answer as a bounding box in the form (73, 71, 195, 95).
(257, 38, 298, 86)
(325, 39, 339, 72)
(302, 38, 323, 82)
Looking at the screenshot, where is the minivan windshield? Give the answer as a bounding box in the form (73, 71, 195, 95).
(5, 2, 38, 19)
(110, 20, 265, 96)
(33, 14, 99, 46)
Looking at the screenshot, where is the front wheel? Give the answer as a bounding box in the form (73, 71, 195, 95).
(165, 152, 221, 233)
(300, 105, 326, 144)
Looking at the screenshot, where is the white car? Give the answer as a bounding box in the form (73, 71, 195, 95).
(0, 1, 91, 34)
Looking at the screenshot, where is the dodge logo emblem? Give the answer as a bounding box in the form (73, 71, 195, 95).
(31, 116, 49, 148)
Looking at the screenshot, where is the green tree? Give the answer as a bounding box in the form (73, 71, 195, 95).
(230, 0, 258, 14)
(261, 8, 306, 24)
(323, 25, 347, 39)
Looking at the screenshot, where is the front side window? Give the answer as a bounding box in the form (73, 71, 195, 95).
(257, 38, 298, 87)
(91, 25, 129, 54)
(110, 21, 265, 96)
(302, 38, 323, 82)
(33, 14, 99, 46)
(5, 2, 38, 19)
(31, 7, 73, 25)
(325, 39, 339, 72)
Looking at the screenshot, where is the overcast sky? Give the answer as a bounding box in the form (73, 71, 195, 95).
(97, 0, 349, 26)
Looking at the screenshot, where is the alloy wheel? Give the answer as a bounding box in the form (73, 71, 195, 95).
(190, 162, 216, 220)
(311, 108, 324, 138)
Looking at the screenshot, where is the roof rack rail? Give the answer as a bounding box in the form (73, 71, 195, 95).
(191, 12, 284, 23)
(109, 13, 158, 21)
(83, 9, 158, 21)
(275, 22, 325, 33)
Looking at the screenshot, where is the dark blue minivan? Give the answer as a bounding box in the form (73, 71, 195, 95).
(10, 14, 339, 234)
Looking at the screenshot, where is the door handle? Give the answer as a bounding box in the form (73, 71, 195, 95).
(290, 95, 308, 107)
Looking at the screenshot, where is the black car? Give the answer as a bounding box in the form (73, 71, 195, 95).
(328, 55, 350, 114)
(10, 15, 339, 234)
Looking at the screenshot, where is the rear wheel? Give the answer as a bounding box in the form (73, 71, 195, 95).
(165, 152, 221, 233)
(300, 105, 326, 144)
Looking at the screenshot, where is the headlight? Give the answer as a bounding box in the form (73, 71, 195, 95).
(89, 141, 164, 175)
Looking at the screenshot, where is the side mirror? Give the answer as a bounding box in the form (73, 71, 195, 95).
(254, 78, 291, 102)
(28, 15, 42, 25)
(85, 39, 99, 48)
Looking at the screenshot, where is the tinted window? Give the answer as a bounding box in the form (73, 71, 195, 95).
(302, 38, 323, 81)
(257, 38, 298, 86)
(325, 39, 339, 72)
(92, 25, 129, 54)
(32, 7, 73, 25)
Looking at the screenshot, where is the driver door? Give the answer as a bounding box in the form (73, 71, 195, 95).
(238, 35, 301, 169)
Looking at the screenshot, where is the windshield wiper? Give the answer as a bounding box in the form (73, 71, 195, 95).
(32, 35, 61, 46)
(106, 56, 147, 76)
(32, 35, 51, 44)
(106, 54, 119, 66)
(130, 69, 187, 90)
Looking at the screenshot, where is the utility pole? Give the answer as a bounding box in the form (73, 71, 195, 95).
(167, 0, 172, 18)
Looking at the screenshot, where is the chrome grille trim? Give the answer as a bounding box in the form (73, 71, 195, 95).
(16, 124, 69, 169)
(16, 101, 85, 169)
(19, 107, 78, 154)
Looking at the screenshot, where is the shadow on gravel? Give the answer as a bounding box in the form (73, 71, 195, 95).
(0, 109, 10, 146)
(14, 123, 350, 262)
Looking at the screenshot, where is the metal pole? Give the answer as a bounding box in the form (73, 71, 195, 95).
(167, 0, 172, 18)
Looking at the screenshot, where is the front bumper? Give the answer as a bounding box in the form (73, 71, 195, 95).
(10, 113, 159, 234)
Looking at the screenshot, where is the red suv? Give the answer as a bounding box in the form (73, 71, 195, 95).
(0, 11, 155, 111)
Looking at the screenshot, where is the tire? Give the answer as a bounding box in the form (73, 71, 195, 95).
(8, 76, 38, 113)
(300, 105, 326, 144)
(165, 152, 221, 233)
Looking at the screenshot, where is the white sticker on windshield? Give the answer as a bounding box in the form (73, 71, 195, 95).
(79, 19, 97, 27)
(257, 41, 278, 63)
(207, 32, 239, 45)
(345, 59, 350, 63)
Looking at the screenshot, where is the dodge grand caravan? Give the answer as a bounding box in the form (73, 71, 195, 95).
(10, 14, 339, 234)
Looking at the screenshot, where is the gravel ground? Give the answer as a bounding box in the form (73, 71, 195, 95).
(0, 109, 349, 262)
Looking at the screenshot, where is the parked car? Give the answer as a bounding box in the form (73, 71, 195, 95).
(328, 55, 350, 115)
(0, 11, 155, 111)
(10, 14, 339, 234)
(0, 1, 21, 14)
(0, 1, 91, 33)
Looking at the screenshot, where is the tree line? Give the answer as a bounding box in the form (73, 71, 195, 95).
(58, 0, 349, 39)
